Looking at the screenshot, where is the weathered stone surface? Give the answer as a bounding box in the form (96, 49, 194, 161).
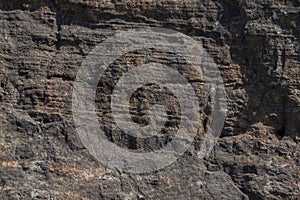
(0, 0, 299, 199)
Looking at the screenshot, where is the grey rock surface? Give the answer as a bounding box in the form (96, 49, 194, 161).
(0, 0, 299, 199)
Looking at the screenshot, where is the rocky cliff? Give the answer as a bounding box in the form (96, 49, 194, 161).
(0, 0, 299, 199)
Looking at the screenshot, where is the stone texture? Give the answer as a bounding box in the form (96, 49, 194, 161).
(0, 0, 299, 199)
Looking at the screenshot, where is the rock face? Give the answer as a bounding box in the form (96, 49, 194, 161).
(0, 0, 299, 199)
